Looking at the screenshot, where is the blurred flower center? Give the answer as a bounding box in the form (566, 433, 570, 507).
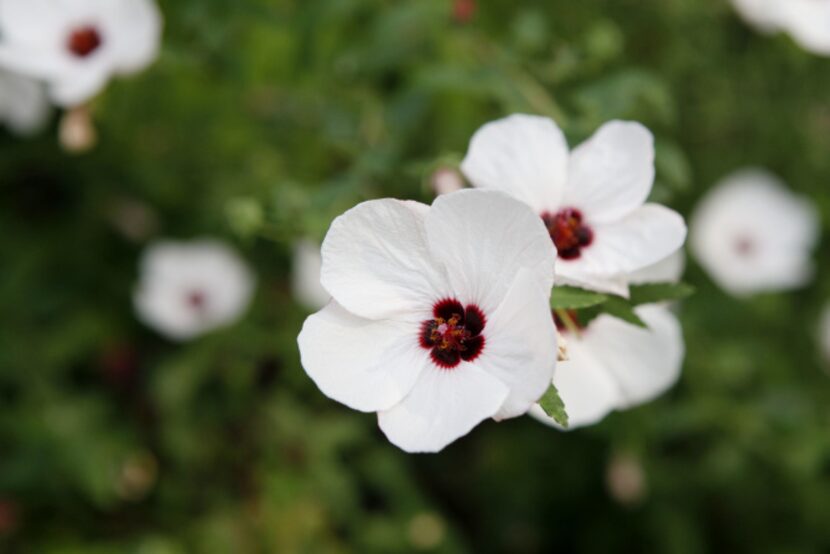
(67, 26, 102, 58)
(185, 290, 207, 311)
(734, 235, 755, 257)
(420, 299, 485, 368)
(542, 208, 594, 260)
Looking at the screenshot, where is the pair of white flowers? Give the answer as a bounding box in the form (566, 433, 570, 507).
(132, 111, 826, 452)
(297, 115, 689, 452)
(0, 0, 161, 134)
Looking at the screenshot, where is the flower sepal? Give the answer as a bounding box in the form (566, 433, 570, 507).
(550, 281, 695, 329)
(537, 384, 568, 428)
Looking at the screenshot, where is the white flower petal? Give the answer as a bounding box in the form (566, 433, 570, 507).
(586, 305, 684, 409)
(556, 271, 630, 297)
(0, 0, 67, 46)
(297, 301, 428, 413)
(378, 363, 508, 453)
(320, 199, 448, 321)
(563, 121, 655, 224)
(626, 249, 686, 285)
(730, 0, 785, 32)
(0, 47, 74, 79)
(292, 239, 330, 310)
(49, 66, 111, 107)
(0, 70, 50, 135)
(461, 114, 569, 213)
(424, 189, 556, 315)
(690, 168, 819, 296)
(776, 0, 830, 55)
(473, 268, 558, 420)
(528, 353, 619, 429)
(559, 204, 687, 285)
(531, 305, 683, 429)
(99, 0, 163, 74)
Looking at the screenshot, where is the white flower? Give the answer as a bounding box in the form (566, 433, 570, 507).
(531, 246, 685, 429)
(0, 69, 50, 135)
(297, 189, 558, 453)
(731, 0, 830, 56)
(0, 0, 162, 107)
(461, 114, 687, 297)
(529, 304, 684, 429)
(292, 239, 330, 311)
(134, 240, 255, 341)
(690, 168, 819, 297)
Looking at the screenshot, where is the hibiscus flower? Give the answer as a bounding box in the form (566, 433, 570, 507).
(134, 239, 255, 341)
(0, 0, 162, 106)
(298, 189, 559, 453)
(690, 168, 819, 297)
(461, 114, 686, 296)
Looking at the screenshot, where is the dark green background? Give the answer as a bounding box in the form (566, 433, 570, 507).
(2, 0, 830, 552)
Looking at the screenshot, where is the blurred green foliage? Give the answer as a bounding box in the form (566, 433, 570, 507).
(2, 0, 830, 552)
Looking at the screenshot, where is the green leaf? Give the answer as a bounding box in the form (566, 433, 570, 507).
(629, 282, 695, 306)
(601, 297, 648, 328)
(538, 384, 568, 428)
(550, 286, 609, 309)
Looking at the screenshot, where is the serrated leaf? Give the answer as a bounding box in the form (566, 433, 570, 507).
(629, 282, 694, 306)
(601, 297, 647, 328)
(550, 286, 608, 309)
(538, 384, 568, 428)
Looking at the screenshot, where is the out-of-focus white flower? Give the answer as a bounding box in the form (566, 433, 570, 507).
(820, 303, 830, 365)
(731, 0, 830, 56)
(529, 304, 684, 429)
(0, 0, 162, 107)
(0, 69, 49, 135)
(690, 168, 819, 297)
(298, 189, 558, 453)
(430, 166, 465, 196)
(292, 239, 329, 310)
(134, 240, 255, 341)
(462, 114, 687, 297)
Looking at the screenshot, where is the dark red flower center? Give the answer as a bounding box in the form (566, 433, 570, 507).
(420, 299, 485, 369)
(734, 235, 755, 257)
(67, 26, 103, 58)
(185, 290, 207, 311)
(542, 208, 594, 260)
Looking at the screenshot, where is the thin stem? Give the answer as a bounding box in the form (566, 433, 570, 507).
(554, 308, 581, 338)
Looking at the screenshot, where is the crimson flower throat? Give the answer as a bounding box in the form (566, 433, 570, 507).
(67, 26, 103, 58)
(420, 299, 485, 368)
(542, 208, 594, 260)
